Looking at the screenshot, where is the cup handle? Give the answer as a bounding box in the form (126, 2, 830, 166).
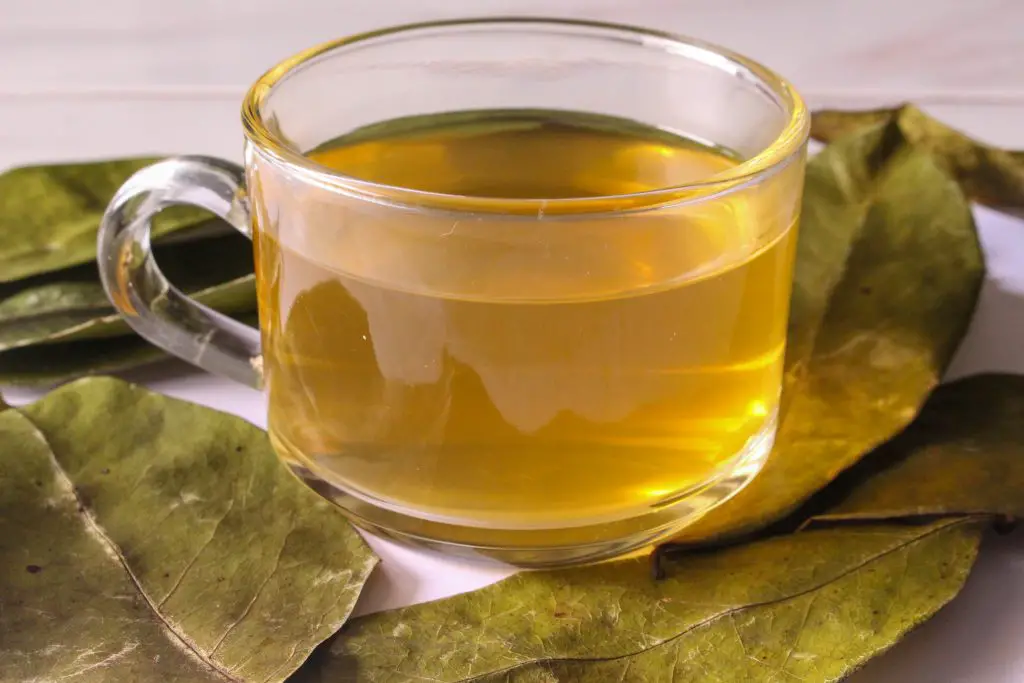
(97, 156, 263, 389)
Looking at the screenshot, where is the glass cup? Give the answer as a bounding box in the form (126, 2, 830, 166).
(97, 18, 808, 566)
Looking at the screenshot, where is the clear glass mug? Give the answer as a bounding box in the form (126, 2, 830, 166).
(97, 18, 808, 566)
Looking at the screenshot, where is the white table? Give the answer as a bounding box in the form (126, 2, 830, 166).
(4, 1, 1024, 680)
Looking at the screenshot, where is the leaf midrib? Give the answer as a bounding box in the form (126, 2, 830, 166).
(461, 517, 980, 683)
(22, 414, 242, 683)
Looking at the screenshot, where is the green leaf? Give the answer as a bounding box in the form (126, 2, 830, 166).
(320, 518, 980, 682)
(0, 282, 110, 335)
(810, 373, 1024, 525)
(0, 311, 259, 388)
(811, 104, 1024, 212)
(809, 108, 894, 142)
(495, 525, 978, 683)
(672, 119, 984, 542)
(4, 377, 377, 681)
(0, 335, 167, 386)
(0, 222, 257, 385)
(0, 281, 124, 349)
(0, 408, 230, 682)
(0, 157, 220, 283)
(0, 228, 256, 351)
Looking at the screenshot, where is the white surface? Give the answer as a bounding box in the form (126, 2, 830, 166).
(3, 0, 1024, 168)
(3, 1, 1024, 680)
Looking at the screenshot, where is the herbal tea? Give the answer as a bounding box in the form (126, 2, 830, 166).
(253, 110, 797, 531)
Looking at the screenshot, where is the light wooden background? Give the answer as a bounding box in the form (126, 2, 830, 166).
(3, 2, 1024, 682)
(2, 0, 1023, 171)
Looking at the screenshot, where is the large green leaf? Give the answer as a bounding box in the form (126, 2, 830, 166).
(811, 105, 1024, 212)
(0, 407, 229, 682)
(4, 377, 378, 681)
(318, 518, 980, 682)
(810, 373, 1024, 524)
(673, 119, 984, 542)
(490, 523, 979, 682)
(0, 158, 222, 283)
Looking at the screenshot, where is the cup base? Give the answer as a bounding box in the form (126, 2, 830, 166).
(278, 419, 774, 568)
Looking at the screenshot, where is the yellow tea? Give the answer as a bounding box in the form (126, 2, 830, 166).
(253, 110, 797, 532)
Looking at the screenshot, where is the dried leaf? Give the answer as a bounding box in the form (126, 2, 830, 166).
(0, 226, 257, 386)
(0, 281, 111, 346)
(811, 105, 1024, 212)
(4, 377, 377, 681)
(0, 229, 256, 351)
(493, 525, 979, 682)
(810, 373, 1024, 525)
(0, 336, 167, 386)
(0, 407, 229, 682)
(320, 518, 980, 682)
(0, 157, 221, 283)
(0, 160, 256, 381)
(810, 108, 894, 140)
(0, 310, 259, 387)
(673, 119, 984, 542)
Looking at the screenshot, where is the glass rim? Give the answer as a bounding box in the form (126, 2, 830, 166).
(241, 16, 809, 213)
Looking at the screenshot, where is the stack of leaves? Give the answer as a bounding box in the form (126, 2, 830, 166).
(3, 105, 1024, 682)
(0, 157, 258, 385)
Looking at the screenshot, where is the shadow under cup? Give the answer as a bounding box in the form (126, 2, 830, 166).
(101, 18, 809, 567)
